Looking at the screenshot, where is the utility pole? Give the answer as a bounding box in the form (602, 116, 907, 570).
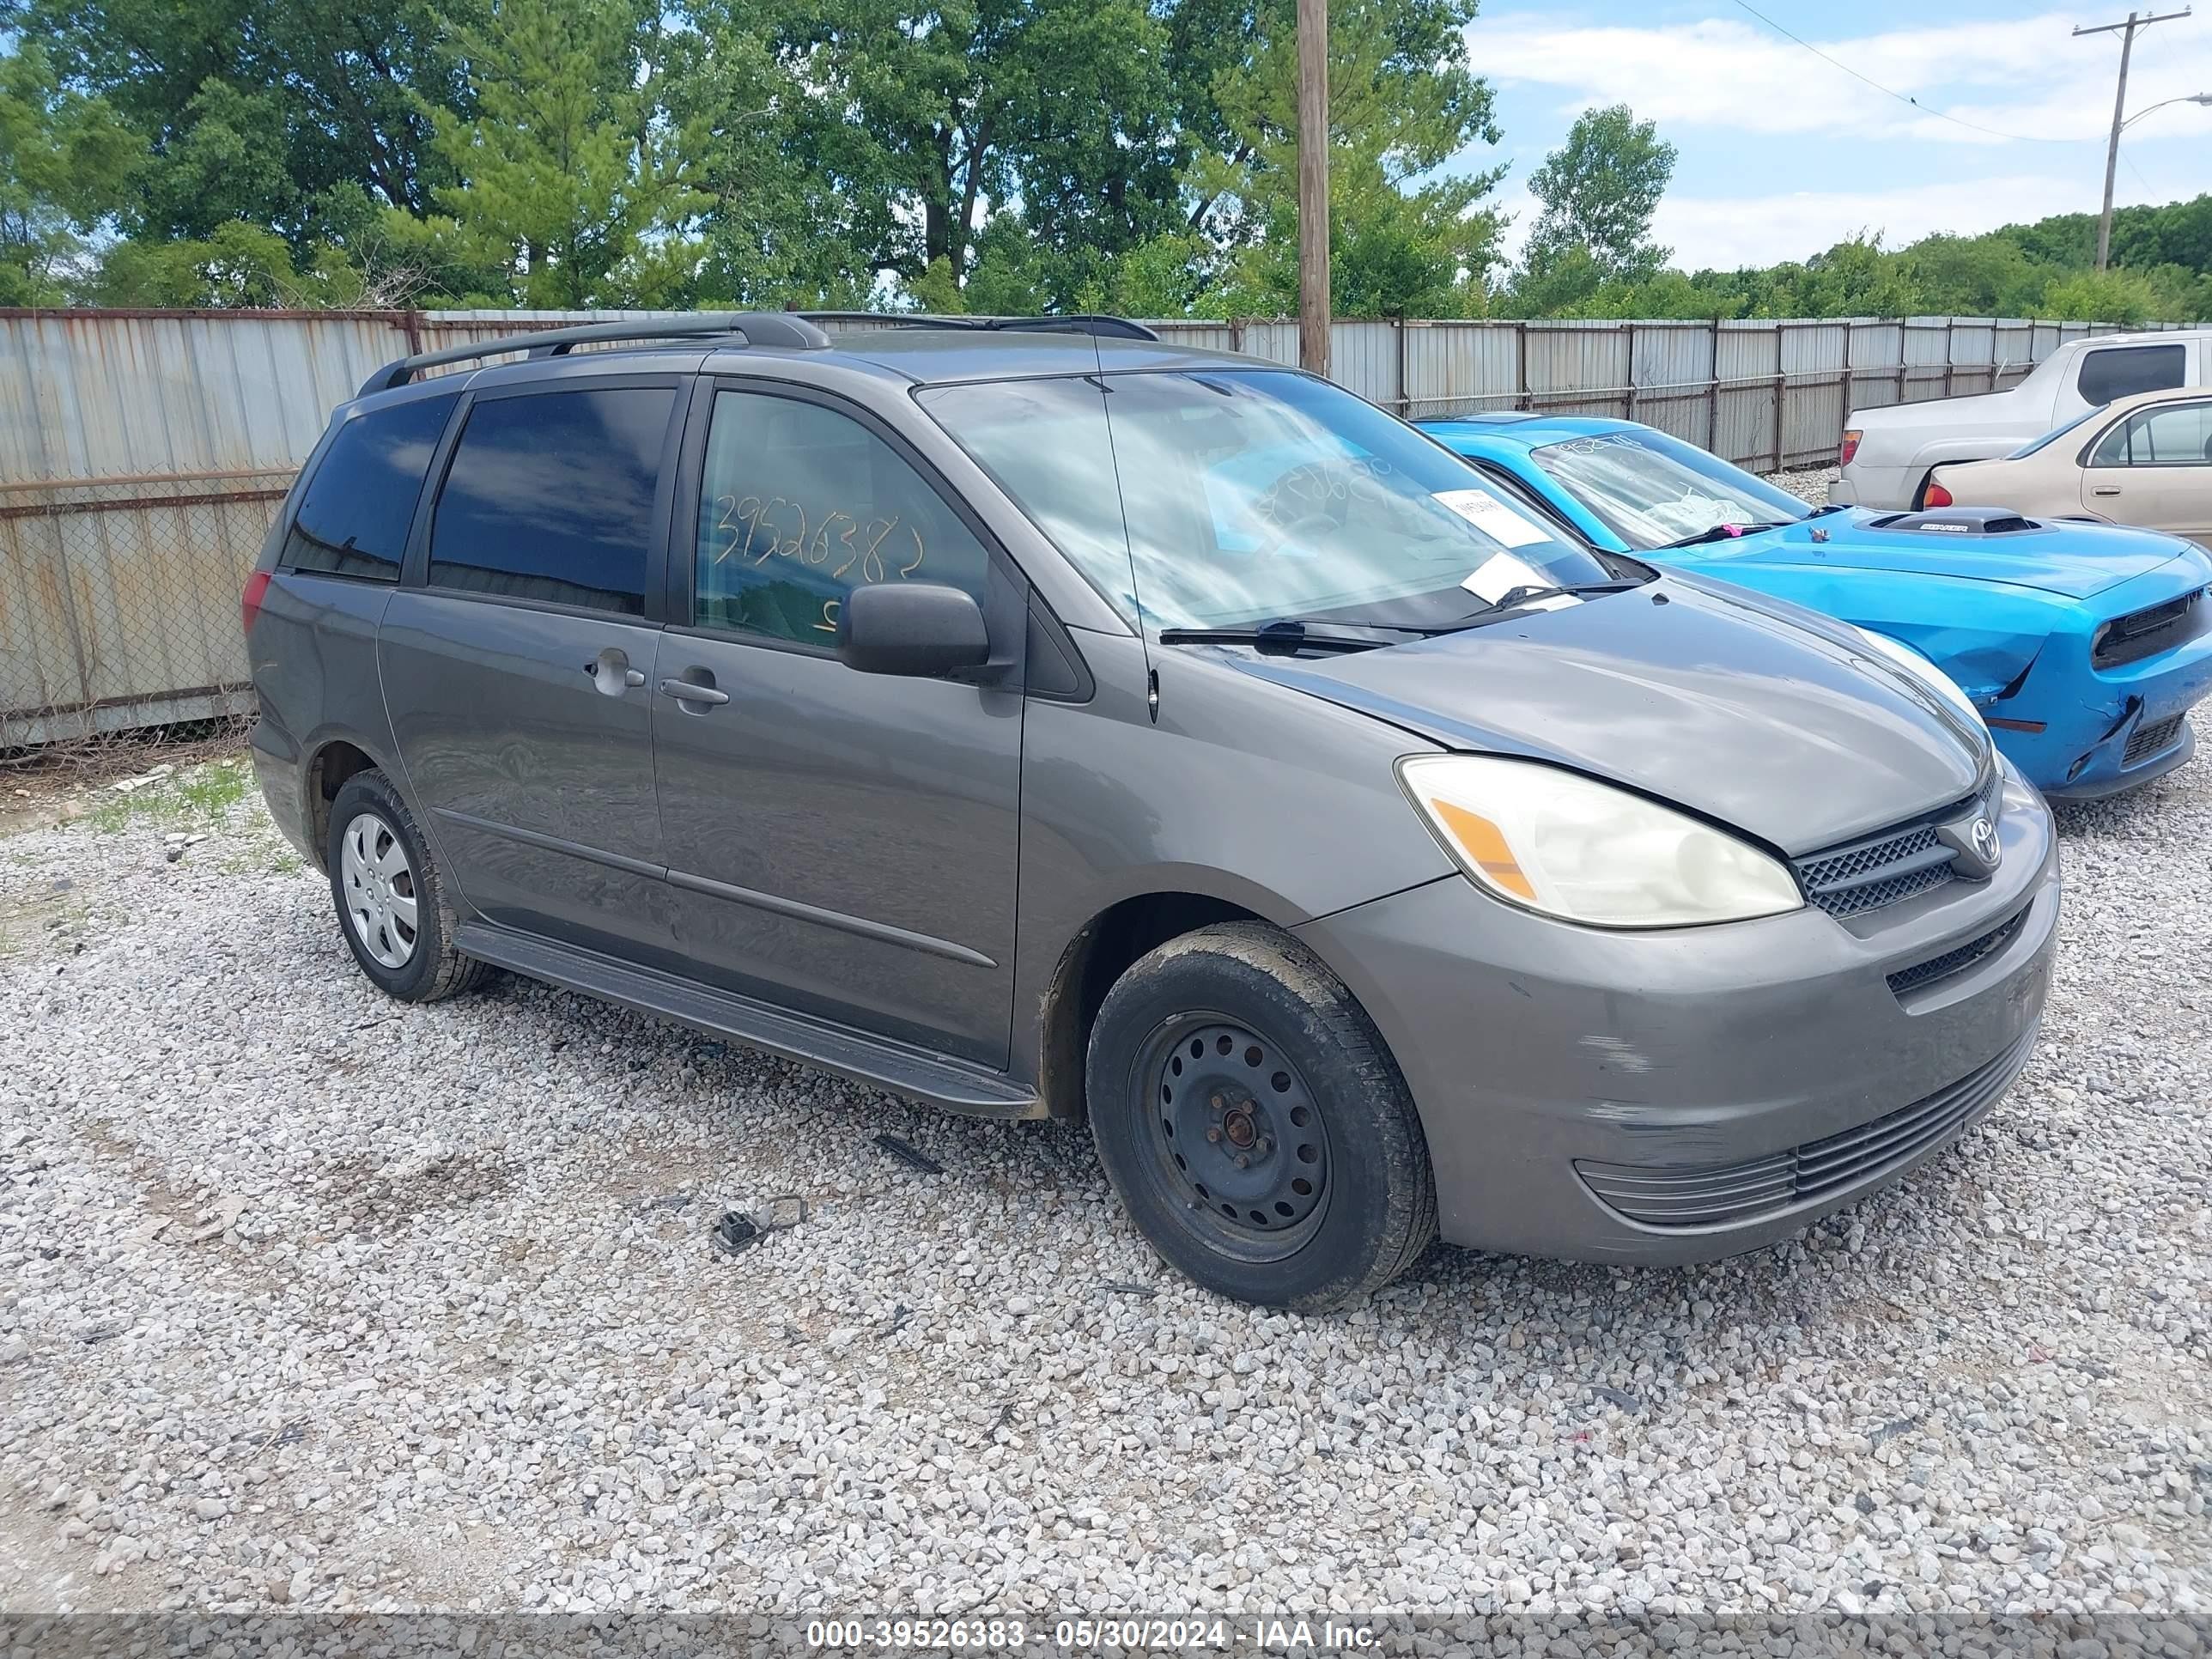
(2074, 7, 2192, 271)
(1297, 0, 1330, 376)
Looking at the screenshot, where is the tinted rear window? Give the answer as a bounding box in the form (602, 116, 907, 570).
(428, 387, 676, 614)
(283, 393, 459, 581)
(2076, 343, 2185, 406)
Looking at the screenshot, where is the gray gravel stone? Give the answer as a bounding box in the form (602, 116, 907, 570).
(2, 504, 2207, 1617)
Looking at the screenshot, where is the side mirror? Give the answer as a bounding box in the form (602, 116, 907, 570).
(836, 581, 992, 678)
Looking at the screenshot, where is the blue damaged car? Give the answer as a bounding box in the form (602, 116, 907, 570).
(1421, 413, 2212, 799)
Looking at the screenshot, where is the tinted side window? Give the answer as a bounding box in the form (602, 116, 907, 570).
(694, 390, 991, 645)
(428, 387, 675, 615)
(283, 393, 459, 581)
(2077, 343, 2186, 406)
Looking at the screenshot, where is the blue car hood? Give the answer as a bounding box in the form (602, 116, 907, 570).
(1692, 511, 2191, 600)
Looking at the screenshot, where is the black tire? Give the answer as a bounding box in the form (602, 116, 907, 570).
(325, 769, 489, 1003)
(1086, 921, 1437, 1310)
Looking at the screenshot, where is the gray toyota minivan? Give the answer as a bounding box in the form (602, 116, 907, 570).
(245, 313, 2060, 1308)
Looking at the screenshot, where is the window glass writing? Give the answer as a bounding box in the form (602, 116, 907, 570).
(695, 392, 988, 643)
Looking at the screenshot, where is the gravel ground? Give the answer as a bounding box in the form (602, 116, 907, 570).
(3, 509, 2208, 1626)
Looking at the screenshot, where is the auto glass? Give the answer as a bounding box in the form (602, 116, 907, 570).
(1527, 429, 1810, 550)
(2007, 404, 2104, 459)
(921, 369, 1612, 632)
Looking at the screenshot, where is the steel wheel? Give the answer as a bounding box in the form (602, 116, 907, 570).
(1139, 1016, 1334, 1263)
(339, 811, 418, 970)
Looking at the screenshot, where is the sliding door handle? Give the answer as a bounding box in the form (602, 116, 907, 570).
(2090, 485, 2123, 497)
(659, 677, 730, 707)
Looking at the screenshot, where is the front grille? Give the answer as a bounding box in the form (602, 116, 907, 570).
(1575, 1028, 2036, 1230)
(2123, 713, 2185, 769)
(2094, 589, 2209, 671)
(1794, 823, 1956, 919)
(1886, 906, 2029, 996)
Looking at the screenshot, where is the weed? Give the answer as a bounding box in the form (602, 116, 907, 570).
(88, 757, 252, 836)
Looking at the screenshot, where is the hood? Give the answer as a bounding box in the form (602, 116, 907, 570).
(1237, 576, 1987, 856)
(1696, 509, 2191, 599)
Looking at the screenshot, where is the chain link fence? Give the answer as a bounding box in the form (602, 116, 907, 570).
(0, 469, 289, 752)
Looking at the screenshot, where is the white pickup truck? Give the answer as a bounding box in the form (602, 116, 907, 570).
(1835, 328, 2210, 510)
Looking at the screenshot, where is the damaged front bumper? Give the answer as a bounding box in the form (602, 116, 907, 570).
(1983, 565, 2212, 800)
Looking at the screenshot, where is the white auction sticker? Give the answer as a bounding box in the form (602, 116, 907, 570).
(1458, 550, 1574, 610)
(1432, 486, 1552, 548)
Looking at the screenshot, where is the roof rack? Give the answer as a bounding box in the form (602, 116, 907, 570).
(799, 312, 1161, 342)
(356, 312, 832, 397)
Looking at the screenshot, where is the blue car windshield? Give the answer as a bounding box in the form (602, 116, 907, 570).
(1528, 428, 1811, 550)
(2005, 405, 2105, 459)
(921, 369, 1616, 633)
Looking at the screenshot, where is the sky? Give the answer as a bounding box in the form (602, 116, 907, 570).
(1465, 0, 2212, 271)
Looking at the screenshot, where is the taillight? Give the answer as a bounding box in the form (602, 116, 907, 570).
(1839, 428, 1862, 468)
(1923, 482, 1954, 508)
(241, 568, 272, 636)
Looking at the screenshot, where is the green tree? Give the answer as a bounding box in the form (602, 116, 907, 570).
(424, 0, 708, 307)
(1186, 0, 1504, 318)
(658, 6, 878, 308)
(758, 0, 1185, 297)
(1516, 104, 1674, 310)
(24, 0, 481, 244)
(0, 42, 138, 304)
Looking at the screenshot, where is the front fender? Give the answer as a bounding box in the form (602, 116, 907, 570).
(1690, 564, 2060, 705)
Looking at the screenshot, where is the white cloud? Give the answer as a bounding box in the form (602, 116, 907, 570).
(1470, 7, 2212, 268)
(1642, 169, 2197, 271)
(1471, 10, 2212, 148)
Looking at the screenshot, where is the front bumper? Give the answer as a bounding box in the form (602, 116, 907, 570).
(1987, 565, 2212, 799)
(1296, 766, 2059, 1262)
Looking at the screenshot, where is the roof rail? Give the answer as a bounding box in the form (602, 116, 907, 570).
(799, 311, 1161, 342)
(356, 312, 833, 397)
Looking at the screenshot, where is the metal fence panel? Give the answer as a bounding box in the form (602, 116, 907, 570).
(0, 305, 2167, 746)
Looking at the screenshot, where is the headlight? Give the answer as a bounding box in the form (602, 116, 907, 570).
(1850, 628, 1984, 730)
(1397, 755, 1803, 928)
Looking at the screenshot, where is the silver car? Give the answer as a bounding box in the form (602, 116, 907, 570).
(243, 313, 2060, 1308)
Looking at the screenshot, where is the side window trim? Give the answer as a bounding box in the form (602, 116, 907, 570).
(403, 373, 689, 624)
(665, 374, 1029, 657)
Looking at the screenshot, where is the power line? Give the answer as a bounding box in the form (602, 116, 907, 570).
(1726, 0, 2089, 145)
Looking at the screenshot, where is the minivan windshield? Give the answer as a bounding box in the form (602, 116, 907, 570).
(1527, 428, 1812, 550)
(920, 369, 1625, 634)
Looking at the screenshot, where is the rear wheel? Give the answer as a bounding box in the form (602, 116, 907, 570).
(1086, 921, 1436, 1310)
(325, 769, 488, 1002)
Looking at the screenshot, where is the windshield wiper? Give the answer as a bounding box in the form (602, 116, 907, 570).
(1156, 618, 1436, 655)
(1655, 521, 1793, 550)
(1449, 577, 1647, 623)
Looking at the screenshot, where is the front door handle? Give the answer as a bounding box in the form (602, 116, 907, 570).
(2091, 484, 2123, 496)
(659, 677, 731, 707)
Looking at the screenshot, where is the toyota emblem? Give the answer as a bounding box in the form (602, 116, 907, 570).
(1970, 817, 1998, 864)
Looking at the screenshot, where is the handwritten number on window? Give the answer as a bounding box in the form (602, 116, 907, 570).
(704, 487, 936, 644)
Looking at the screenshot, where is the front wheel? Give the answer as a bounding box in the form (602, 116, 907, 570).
(1086, 921, 1436, 1310)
